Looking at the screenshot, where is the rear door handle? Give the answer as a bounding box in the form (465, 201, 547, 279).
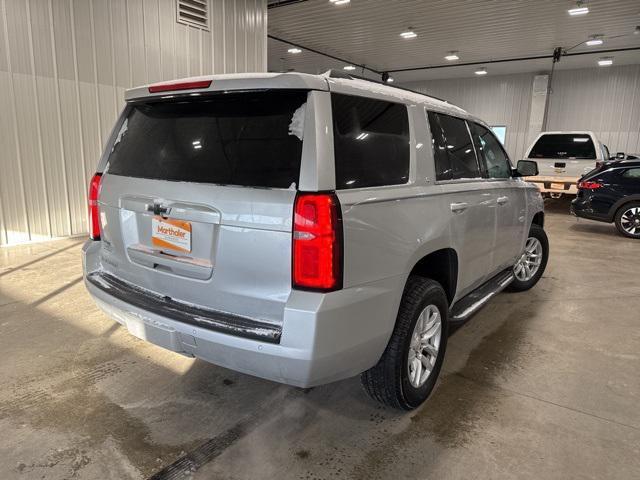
(450, 202, 468, 213)
(497, 196, 509, 205)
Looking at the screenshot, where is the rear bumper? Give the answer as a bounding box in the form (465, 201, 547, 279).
(83, 241, 404, 387)
(571, 198, 611, 222)
(525, 175, 578, 195)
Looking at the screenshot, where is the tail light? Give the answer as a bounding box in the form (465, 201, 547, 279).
(577, 180, 603, 190)
(88, 173, 103, 240)
(293, 193, 343, 291)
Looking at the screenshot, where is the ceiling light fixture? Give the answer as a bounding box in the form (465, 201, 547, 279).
(597, 57, 613, 66)
(343, 65, 356, 71)
(444, 51, 460, 61)
(329, 0, 350, 5)
(287, 47, 302, 54)
(568, 1, 589, 15)
(475, 67, 487, 75)
(386, 77, 395, 83)
(400, 30, 417, 39)
(585, 35, 603, 46)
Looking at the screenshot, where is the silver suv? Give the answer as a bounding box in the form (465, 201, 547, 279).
(83, 72, 548, 409)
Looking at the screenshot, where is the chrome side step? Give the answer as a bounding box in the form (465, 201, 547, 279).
(449, 269, 514, 323)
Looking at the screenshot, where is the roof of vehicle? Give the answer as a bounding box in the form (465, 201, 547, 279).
(603, 158, 640, 169)
(533, 131, 599, 139)
(124, 71, 473, 121)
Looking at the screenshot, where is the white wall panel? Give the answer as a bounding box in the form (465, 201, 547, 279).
(0, 0, 268, 245)
(546, 65, 640, 155)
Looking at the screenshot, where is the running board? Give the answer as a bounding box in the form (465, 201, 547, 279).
(449, 270, 514, 323)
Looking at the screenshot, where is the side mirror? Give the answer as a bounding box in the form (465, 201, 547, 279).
(515, 160, 538, 177)
(616, 152, 626, 159)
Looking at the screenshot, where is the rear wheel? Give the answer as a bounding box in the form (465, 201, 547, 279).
(614, 202, 640, 239)
(507, 224, 549, 292)
(361, 277, 449, 410)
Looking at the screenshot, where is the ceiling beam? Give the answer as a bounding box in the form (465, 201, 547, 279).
(268, 0, 312, 9)
(268, 34, 382, 75)
(387, 47, 640, 73)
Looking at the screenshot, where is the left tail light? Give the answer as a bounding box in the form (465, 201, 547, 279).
(292, 192, 343, 292)
(88, 173, 103, 240)
(577, 180, 603, 190)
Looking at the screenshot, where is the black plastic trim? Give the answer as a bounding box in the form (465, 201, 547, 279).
(87, 271, 282, 344)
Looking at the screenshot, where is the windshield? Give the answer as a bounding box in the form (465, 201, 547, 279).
(528, 134, 596, 160)
(106, 90, 308, 188)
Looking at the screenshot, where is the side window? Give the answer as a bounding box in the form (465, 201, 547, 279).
(469, 122, 512, 179)
(332, 93, 410, 189)
(427, 111, 480, 181)
(622, 168, 640, 179)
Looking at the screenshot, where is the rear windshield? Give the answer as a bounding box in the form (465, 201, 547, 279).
(528, 134, 596, 159)
(106, 90, 308, 188)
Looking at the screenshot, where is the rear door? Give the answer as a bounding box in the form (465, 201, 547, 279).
(427, 111, 496, 295)
(469, 122, 526, 272)
(527, 133, 599, 180)
(95, 90, 309, 325)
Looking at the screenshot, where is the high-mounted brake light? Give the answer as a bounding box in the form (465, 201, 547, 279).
(293, 193, 343, 291)
(88, 173, 102, 240)
(148, 80, 212, 93)
(577, 180, 603, 190)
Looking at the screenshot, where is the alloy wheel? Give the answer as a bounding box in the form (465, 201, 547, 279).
(407, 304, 442, 388)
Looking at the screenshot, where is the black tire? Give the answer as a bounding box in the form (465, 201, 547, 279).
(361, 277, 449, 410)
(614, 202, 640, 239)
(506, 223, 549, 292)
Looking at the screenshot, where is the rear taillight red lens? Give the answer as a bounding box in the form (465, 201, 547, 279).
(577, 180, 603, 190)
(88, 173, 102, 240)
(293, 193, 342, 291)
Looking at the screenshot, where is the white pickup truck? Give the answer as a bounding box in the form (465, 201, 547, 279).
(524, 131, 610, 197)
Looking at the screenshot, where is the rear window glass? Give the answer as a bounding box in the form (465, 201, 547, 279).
(528, 134, 596, 159)
(106, 90, 308, 188)
(332, 93, 410, 189)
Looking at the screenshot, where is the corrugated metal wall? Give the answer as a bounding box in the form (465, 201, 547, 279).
(0, 0, 267, 245)
(546, 65, 640, 155)
(405, 64, 640, 161)
(406, 73, 535, 161)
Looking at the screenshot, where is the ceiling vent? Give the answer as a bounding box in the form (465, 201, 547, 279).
(176, 0, 210, 30)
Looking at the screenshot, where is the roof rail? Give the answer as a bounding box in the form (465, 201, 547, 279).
(323, 69, 448, 104)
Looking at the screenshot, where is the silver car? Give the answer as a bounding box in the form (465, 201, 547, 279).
(83, 71, 548, 409)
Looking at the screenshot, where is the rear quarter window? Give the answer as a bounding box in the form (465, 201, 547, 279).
(331, 93, 410, 189)
(106, 90, 308, 189)
(528, 134, 596, 159)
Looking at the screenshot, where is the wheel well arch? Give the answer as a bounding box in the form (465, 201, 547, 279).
(532, 211, 544, 228)
(408, 248, 458, 304)
(610, 195, 640, 221)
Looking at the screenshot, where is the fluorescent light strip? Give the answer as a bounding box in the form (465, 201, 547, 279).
(568, 6, 589, 15)
(598, 57, 613, 66)
(445, 53, 460, 61)
(586, 38, 603, 46)
(400, 31, 417, 39)
(329, 0, 350, 4)
(343, 65, 356, 71)
(475, 67, 487, 75)
(287, 47, 302, 54)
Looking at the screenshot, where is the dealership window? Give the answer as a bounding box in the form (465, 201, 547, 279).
(427, 111, 480, 181)
(490, 126, 507, 145)
(332, 93, 410, 189)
